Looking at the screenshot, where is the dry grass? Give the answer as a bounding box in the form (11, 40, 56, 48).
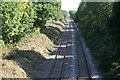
(1, 22, 64, 78)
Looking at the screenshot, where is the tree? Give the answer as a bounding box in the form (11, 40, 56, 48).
(69, 10, 76, 19)
(1, 2, 36, 44)
(74, 2, 120, 78)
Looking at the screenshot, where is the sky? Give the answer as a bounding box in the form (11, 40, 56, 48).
(61, 0, 81, 11)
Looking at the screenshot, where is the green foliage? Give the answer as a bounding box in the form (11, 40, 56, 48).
(108, 2, 120, 79)
(0, 36, 5, 48)
(69, 10, 76, 19)
(1, 1, 63, 44)
(1, 2, 36, 44)
(75, 2, 120, 78)
(34, 1, 63, 29)
(62, 10, 68, 19)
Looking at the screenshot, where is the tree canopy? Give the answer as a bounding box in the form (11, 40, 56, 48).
(74, 2, 120, 78)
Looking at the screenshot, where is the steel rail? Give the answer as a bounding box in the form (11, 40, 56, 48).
(47, 25, 68, 80)
(59, 32, 69, 80)
(74, 21, 92, 80)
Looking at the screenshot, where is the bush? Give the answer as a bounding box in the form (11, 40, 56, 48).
(1, 1, 64, 44)
(74, 2, 120, 78)
(1, 2, 36, 44)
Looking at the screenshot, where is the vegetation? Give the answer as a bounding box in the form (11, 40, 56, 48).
(61, 10, 68, 19)
(69, 10, 76, 19)
(74, 2, 120, 79)
(0, 1, 64, 46)
(1, 2, 36, 44)
(1, 1, 64, 78)
(34, 1, 64, 29)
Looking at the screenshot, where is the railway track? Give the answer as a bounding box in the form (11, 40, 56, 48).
(47, 27, 69, 80)
(46, 21, 100, 80)
(72, 22, 101, 80)
(73, 22, 92, 80)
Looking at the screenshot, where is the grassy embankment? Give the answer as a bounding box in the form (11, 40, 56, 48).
(1, 21, 65, 78)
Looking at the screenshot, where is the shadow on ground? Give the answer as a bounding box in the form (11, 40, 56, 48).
(43, 26, 62, 44)
(3, 50, 46, 78)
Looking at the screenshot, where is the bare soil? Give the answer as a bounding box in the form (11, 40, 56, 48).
(1, 22, 64, 78)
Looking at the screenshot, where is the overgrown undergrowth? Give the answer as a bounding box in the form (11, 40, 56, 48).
(73, 2, 120, 79)
(1, 21, 64, 78)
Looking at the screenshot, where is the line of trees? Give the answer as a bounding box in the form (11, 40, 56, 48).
(61, 10, 68, 20)
(0, 1, 65, 46)
(73, 2, 120, 79)
(69, 10, 76, 19)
